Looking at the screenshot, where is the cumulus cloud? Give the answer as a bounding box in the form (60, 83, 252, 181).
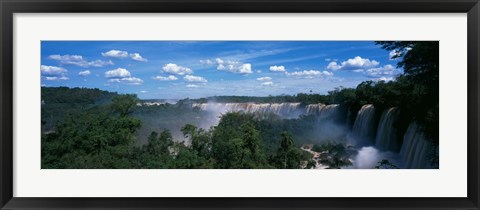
(49, 54, 114, 68)
(256, 77, 272, 81)
(326, 56, 379, 71)
(184, 75, 208, 83)
(130, 53, 148, 62)
(269, 65, 285, 72)
(261, 81, 274, 86)
(322, 71, 334, 76)
(78, 70, 91, 76)
(377, 77, 395, 82)
(102, 50, 129, 58)
(105, 68, 131, 78)
(45, 76, 69, 81)
(108, 77, 143, 85)
(153, 75, 178, 81)
(186, 84, 199, 88)
(41, 65, 67, 76)
(102, 50, 147, 62)
(389, 47, 412, 60)
(200, 59, 213, 65)
(389, 50, 401, 60)
(285, 70, 334, 79)
(201, 57, 253, 74)
(237, 63, 252, 74)
(365, 64, 398, 77)
(162, 63, 193, 75)
(41, 65, 69, 81)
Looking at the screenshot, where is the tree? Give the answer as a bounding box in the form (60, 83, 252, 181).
(376, 41, 439, 143)
(279, 132, 294, 169)
(181, 124, 212, 158)
(111, 94, 139, 117)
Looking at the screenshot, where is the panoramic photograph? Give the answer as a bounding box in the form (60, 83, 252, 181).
(40, 41, 439, 169)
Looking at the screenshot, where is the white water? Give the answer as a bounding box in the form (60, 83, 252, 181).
(191, 102, 339, 119)
(399, 123, 433, 169)
(352, 104, 376, 142)
(318, 104, 340, 120)
(192, 102, 304, 118)
(305, 103, 326, 115)
(375, 107, 400, 151)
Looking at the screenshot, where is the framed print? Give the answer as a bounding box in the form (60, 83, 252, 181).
(1, 0, 479, 209)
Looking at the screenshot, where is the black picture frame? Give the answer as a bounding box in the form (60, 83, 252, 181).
(1, 0, 479, 209)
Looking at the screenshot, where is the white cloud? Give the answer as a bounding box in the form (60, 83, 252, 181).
(162, 63, 193, 75)
(326, 62, 341, 71)
(102, 50, 129, 58)
(40, 65, 67, 76)
(140, 90, 148, 93)
(238, 63, 252, 74)
(256, 77, 272, 81)
(326, 56, 379, 71)
(186, 84, 199, 88)
(389, 47, 412, 60)
(153, 75, 178, 81)
(78, 70, 91, 76)
(105, 68, 131, 78)
(102, 50, 147, 62)
(184, 75, 208, 83)
(130, 53, 148, 62)
(256, 70, 262, 73)
(389, 50, 401, 60)
(322, 71, 334, 76)
(261, 81, 274, 86)
(215, 58, 224, 64)
(365, 64, 397, 77)
(108, 77, 143, 85)
(49, 54, 114, 68)
(269, 65, 285, 72)
(285, 70, 334, 78)
(376, 77, 395, 82)
(45, 76, 69, 81)
(200, 59, 213, 65)
(202, 57, 252, 74)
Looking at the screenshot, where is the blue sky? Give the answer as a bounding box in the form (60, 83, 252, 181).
(41, 41, 402, 99)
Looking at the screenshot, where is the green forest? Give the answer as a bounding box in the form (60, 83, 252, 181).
(41, 41, 439, 169)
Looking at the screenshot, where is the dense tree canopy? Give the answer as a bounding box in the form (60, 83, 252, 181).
(41, 41, 439, 169)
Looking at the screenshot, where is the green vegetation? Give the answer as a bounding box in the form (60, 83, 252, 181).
(41, 41, 439, 169)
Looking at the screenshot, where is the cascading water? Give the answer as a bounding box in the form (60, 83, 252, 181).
(191, 102, 341, 120)
(305, 103, 325, 115)
(191, 102, 304, 118)
(399, 123, 433, 169)
(318, 104, 340, 120)
(352, 104, 376, 142)
(375, 107, 400, 151)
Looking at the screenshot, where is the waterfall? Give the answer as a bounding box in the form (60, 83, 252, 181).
(191, 102, 343, 120)
(352, 104, 376, 141)
(318, 104, 340, 120)
(191, 102, 303, 118)
(400, 123, 433, 169)
(305, 103, 325, 115)
(375, 107, 400, 151)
